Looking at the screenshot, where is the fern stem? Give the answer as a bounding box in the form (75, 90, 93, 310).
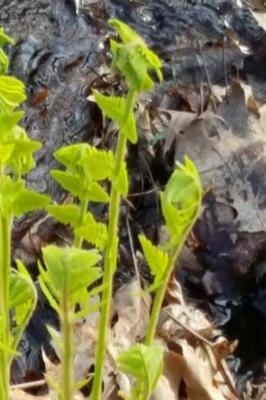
(91, 88, 137, 400)
(0, 214, 12, 400)
(145, 214, 200, 346)
(59, 289, 74, 400)
(74, 198, 88, 248)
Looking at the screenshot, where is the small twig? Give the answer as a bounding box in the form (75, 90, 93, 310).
(11, 379, 46, 391)
(165, 310, 213, 347)
(165, 310, 239, 398)
(128, 187, 162, 198)
(223, 36, 229, 93)
(197, 41, 217, 112)
(125, 214, 141, 286)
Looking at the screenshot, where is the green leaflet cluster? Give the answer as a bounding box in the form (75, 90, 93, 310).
(39, 245, 103, 400)
(0, 28, 50, 400)
(44, 143, 116, 398)
(48, 143, 115, 250)
(0, 20, 203, 400)
(118, 158, 202, 400)
(140, 157, 202, 294)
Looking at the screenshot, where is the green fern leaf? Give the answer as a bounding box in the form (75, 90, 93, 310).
(93, 90, 137, 143)
(160, 157, 202, 243)
(115, 161, 128, 196)
(50, 170, 86, 198)
(87, 182, 109, 202)
(109, 18, 144, 45)
(0, 143, 14, 164)
(81, 146, 114, 181)
(0, 177, 23, 216)
(0, 110, 24, 143)
(40, 245, 102, 309)
(54, 143, 114, 181)
(47, 204, 81, 228)
(117, 343, 164, 396)
(0, 27, 14, 46)
(75, 212, 107, 250)
(121, 112, 137, 144)
(93, 90, 126, 123)
(108, 19, 162, 92)
(139, 235, 168, 290)
(13, 190, 50, 216)
(0, 48, 9, 75)
(0, 75, 26, 109)
(53, 143, 84, 168)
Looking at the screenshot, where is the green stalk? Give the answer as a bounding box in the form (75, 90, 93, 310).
(0, 214, 12, 400)
(59, 288, 74, 400)
(145, 227, 195, 346)
(90, 89, 137, 400)
(74, 198, 88, 248)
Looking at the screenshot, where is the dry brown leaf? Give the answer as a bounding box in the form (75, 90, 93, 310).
(159, 302, 212, 341)
(108, 279, 151, 398)
(174, 96, 266, 231)
(163, 110, 197, 156)
(111, 278, 151, 344)
(151, 351, 180, 400)
(173, 341, 226, 400)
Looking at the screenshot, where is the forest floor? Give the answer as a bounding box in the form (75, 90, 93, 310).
(1, 0, 266, 399)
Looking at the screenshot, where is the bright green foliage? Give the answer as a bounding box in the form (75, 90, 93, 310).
(0, 27, 50, 400)
(9, 260, 37, 350)
(93, 91, 137, 144)
(0, 28, 14, 46)
(138, 235, 168, 292)
(51, 170, 109, 202)
(160, 156, 202, 248)
(47, 204, 81, 228)
(75, 212, 107, 251)
(39, 245, 102, 317)
(54, 143, 114, 181)
(109, 19, 162, 91)
(49, 142, 113, 248)
(0, 75, 26, 110)
(144, 157, 202, 352)
(0, 176, 49, 217)
(0, 111, 42, 178)
(90, 19, 163, 400)
(117, 343, 164, 400)
(0, 29, 13, 75)
(39, 245, 103, 400)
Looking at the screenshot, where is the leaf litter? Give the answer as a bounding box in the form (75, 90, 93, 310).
(3, 0, 266, 398)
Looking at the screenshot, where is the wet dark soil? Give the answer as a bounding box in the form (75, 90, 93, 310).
(1, 0, 266, 396)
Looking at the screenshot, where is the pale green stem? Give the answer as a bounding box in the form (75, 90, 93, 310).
(90, 88, 137, 400)
(145, 224, 198, 346)
(59, 289, 74, 400)
(0, 215, 12, 400)
(74, 198, 88, 248)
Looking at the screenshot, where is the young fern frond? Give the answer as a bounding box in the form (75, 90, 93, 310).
(138, 235, 168, 292)
(91, 18, 164, 400)
(144, 157, 202, 349)
(54, 143, 114, 181)
(117, 343, 164, 400)
(0, 27, 50, 400)
(75, 212, 107, 251)
(109, 19, 162, 91)
(93, 91, 137, 143)
(47, 204, 81, 228)
(38, 245, 103, 400)
(9, 260, 37, 351)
